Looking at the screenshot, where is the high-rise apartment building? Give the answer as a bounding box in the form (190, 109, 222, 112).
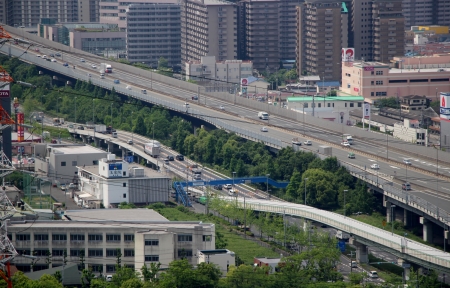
(126, 3, 181, 66)
(181, 0, 237, 67)
(4, 0, 99, 27)
(237, 0, 301, 72)
(296, 0, 348, 81)
(402, 0, 434, 27)
(372, 0, 404, 62)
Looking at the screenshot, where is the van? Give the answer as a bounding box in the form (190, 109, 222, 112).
(368, 271, 378, 278)
(351, 261, 358, 268)
(258, 111, 269, 120)
(141, 89, 147, 94)
(112, 132, 118, 138)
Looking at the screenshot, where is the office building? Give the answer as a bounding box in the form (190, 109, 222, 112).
(34, 144, 108, 184)
(76, 154, 171, 208)
(296, 0, 348, 81)
(126, 3, 181, 66)
(4, 0, 99, 27)
(238, 0, 300, 72)
(181, 0, 238, 68)
(9, 209, 215, 274)
(185, 56, 253, 84)
(340, 55, 450, 101)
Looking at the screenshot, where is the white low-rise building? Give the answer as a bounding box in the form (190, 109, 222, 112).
(77, 154, 171, 208)
(393, 119, 428, 146)
(186, 56, 253, 84)
(197, 249, 235, 275)
(9, 209, 215, 274)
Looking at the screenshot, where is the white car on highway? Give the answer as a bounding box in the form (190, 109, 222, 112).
(370, 163, 380, 170)
(91, 64, 97, 69)
(260, 127, 268, 132)
(126, 85, 132, 90)
(80, 58, 85, 62)
(341, 141, 350, 147)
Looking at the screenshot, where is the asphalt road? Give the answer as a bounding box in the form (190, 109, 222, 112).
(11, 43, 450, 212)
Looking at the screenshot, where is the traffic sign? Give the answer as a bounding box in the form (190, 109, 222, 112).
(382, 220, 387, 227)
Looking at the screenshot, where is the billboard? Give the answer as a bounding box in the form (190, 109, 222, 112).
(108, 163, 123, 178)
(17, 112, 24, 142)
(440, 92, 450, 120)
(241, 78, 248, 95)
(363, 102, 370, 119)
(0, 89, 9, 98)
(342, 48, 355, 62)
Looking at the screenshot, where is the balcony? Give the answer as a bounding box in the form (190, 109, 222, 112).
(70, 241, 85, 246)
(52, 240, 67, 246)
(34, 240, 49, 247)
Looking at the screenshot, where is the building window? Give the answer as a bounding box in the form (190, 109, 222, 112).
(106, 265, 116, 272)
(375, 81, 383, 85)
(123, 172, 126, 176)
(376, 92, 387, 96)
(303, 103, 308, 108)
(123, 193, 126, 198)
(93, 160, 98, 165)
(70, 249, 83, 257)
(371, 81, 374, 85)
(88, 234, 103, 242)
(358, 102, 362, 107)
(318, 103, 321, 108)
(61, 161, 66, 166)
(177, 249, 193, 257)
(52, 249, 64, 256)
(371, 92, 374, 96)
(16, 234, 30, 241)
(123, 183, 126, 187)
(34, 234, 48, 241)
(345, 103, 347, 107)
(89, 264, 103, 272)
(376, 71, 383, 75)
(327, 103, 331, 107)
(177, 234, 192, 242)
(203, 235, 212, 242)
(106, 234, 121, 242)
(106, 249, 119, 257)
(33, 249, 48, 256)
(71, 234, 85, 241)
(350, 103, 354, 107)
(145, 255, 159, 262)
(124, 249, 135, 257)
(72, 161, 77, 166)
(347, 84, 351, 88)
(88, 249, 103, 257)
(124, 234, 134, 242)
(145, 240, 159, 246)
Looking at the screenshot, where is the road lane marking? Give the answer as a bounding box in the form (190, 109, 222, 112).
(417, 180, 427, 184)
(390, 166, 400, 169)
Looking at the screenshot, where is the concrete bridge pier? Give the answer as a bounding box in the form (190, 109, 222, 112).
(403, 209, 412, 227)
(107, 142, 114, 152)
(420, 217, 433, 243)
(349, 239, 368, 263)
(80, 135, 87, 143)
(121, 148, 127, 159)
(397, 259, 410, 282)
(93, 138, 100, 147)
(385, 201, 395, 223)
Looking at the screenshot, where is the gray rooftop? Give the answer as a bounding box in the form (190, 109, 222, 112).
(255, 257, 282, 264)
(51, 144, 106, 155)
(79, 163, 165, 178)
(65, 208, 169, 222)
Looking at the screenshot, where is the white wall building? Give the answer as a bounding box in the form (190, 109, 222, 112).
(185, 56, 253, 84)
(286, 96, 365, 125)
(34, 144, 108, 185)
(77, 154, 171, 208)
(9, 209, 215, 274)
(197, 249, 235, 275)
(393, 119, 428, 146)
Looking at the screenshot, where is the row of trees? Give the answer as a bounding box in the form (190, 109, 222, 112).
(2, 55, 377, 213)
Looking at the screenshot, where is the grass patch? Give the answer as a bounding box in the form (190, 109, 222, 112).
(33, 123, 72, 141)
(350, 212, 443, 250)
(154, 206, 281, 264)
(22, 195, 55, 209)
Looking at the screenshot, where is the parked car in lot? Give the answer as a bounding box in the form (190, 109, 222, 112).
(60, 184, 67, 191)
(126, 85, 132, 90)
(63, 62, 69, 67)
(176, 154, 184, 161)
(55, 53, 61, 57)
(80, 58, 85, 62)
(51, 58, 57, 62)
(368, 271, 378, 278)
(91, 64, 97, 69)
(292, 138, 302, 145)
(370, 163, 380, 170)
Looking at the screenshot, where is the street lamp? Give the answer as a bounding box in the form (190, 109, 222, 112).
(391, 204, 396, 235)
(343, 190, 348, 217)
(304, 178, 308, 205)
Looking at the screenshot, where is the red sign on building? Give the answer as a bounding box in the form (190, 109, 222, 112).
(17, 112, 24, 142)
(0, 90, 9, 98)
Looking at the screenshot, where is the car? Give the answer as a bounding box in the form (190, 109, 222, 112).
(213, 185, 223, 190)
(351, 261, 358, 268)
(113, 79, 120, 84)
(27, 157, 35, 163)
(49, 53, 54, 57)
(348, 152, 355, 159)
(60, 184, 67, 191)
(141, 89, 147, 94)
(192, 95, 198, 100)
(176, 154, 184, 161)
(42, 55, 47, 59)
(18, 26, 25, 28)
(223, 184, 232, 190)
(45, 58, 51, 62)
(80, 58, 85, 62)
(402, 182, 411, 190)
(368, 271, 378, 278)
(403, 159, 412, 165)
(91, 64, 97, 69)
(164, 159, 169, 165)
(219, 105, 224, 110)
(77, 125, 84, 130)
(55, 53, 61, 57)
(127, 139, 133, 145)
(126, 85, 132, 90)
(35, 48, 39, 52)
(260, 126, 268, 132)
(193, 174, 202, 180)
(292, 138, 302, 145)
(36, 55, 41, 57)
(87, 73, 92, 77)
(370, 163, 380, 170)
(106, 275, 112, 282)
(228, 189, 236, 196)
(341, 141, 350, 147)
(51, 58, 56, 62)
(304, 140, 312, 145)
(63, 62, 68, 67)
(167, 155, 174, 161)
(68, 183, 76, 189)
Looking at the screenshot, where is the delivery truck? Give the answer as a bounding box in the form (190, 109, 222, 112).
(94, 124, 107, 133)
(144, 140, 161, 157)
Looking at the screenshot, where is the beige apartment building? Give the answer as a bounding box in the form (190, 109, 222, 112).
(9, 209, 215, 274)
(2, 0, 99, 27)
(237, 0, 300, 72)
(185, 56, 253, 84)
(181, 0, 237, 67)
(296, 0, 348, 81)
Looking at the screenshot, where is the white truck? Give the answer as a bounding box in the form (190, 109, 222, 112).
(335, 230, 350, 241)
(144, 141, 161, 157)
(101, 63, 112, 73)
(94, 124, 107, 133)
(343, 134, 353, 145)
(258, 111, 269, 120)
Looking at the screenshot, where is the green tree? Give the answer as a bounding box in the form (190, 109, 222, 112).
(285, 170, 302, 201)
(158, 57, 169, 69)
(81, 268, 95, 288)
(133, 115, 146, 136)
(141, 262, 160, 283)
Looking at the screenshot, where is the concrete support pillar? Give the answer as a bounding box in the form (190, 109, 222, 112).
(94, 138, 100, 147)
(107, 142, 114, 152)
(403, 209, 411, 227)
(397, 259, 411, 281)
(386, 201, 394, 223)
(80, 135, 87, 143)
(349, 239, 368, 263)
(121, 148, 127, 159)
(420, 217, 433, 243)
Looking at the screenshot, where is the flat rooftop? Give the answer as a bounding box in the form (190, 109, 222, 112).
(64, 208, 169, 222)
(79, 163, 165, 178)
(389, 67, 449, 73)
(50, 144, 106, 155)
